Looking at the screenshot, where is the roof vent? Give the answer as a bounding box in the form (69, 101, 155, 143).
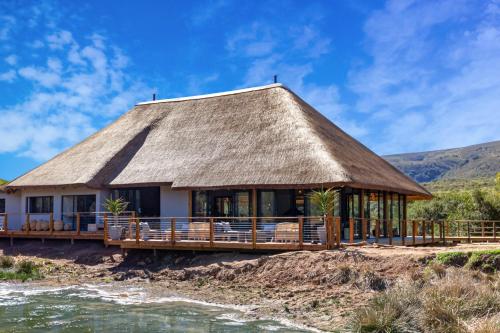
(273, 75, 278, 83)
(153, 93, 156, 101)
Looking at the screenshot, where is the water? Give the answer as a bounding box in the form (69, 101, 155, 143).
(0, 283, 311, 332)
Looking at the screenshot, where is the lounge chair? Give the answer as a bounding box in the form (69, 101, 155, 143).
(275, 222, 299, 243)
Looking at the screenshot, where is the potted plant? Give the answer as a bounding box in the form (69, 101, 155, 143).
(309, 188, 336, 244)
(104, 197, 129, 240)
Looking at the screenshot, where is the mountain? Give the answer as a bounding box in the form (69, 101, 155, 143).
(383, 141, 500, 183)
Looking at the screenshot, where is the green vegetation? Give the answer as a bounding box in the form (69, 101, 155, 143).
(0, 257, 42, 282)
(350, 268, 500, 333)
(409, 177, 500, 220)
(422, 177, 496, 192)
(435, 250, 500, 273)
(103, 197, 129, 216)
(308, 188, 337, 216)
(0, 178, 8, 185)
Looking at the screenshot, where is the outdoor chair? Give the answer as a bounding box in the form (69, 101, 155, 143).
(187, 222, 210, 240)
(275, 222, 299, 243)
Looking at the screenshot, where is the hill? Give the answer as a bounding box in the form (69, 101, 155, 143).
(384, 140, 500, 183)
(0, 179, 7, 185)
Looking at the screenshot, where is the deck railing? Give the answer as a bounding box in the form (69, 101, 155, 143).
(1, 213, 499, 249)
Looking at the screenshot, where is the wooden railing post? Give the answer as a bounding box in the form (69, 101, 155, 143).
(362, 218, 367, 242)
(349, 218, 354, 243)
(135, 218, 140, 244)
(422, 220, 426, 244)
(431, 220, 435, 243)
(442, 220, 446, 244)
(412, 220, 416, 246)
(481, 221, 485, 237)
(375, 219, 380, 243)
(252, 216, 257, 249)
(388, 219, 393, 245)
(76, 213, 81, 236)
(209, 218, 214, 247)
(335, 217, 341, 247)
(128, 216, 133, 239)
(26, 214, 30, 234)
(103, 213, 108, 243)
(171, 218, 176, 246)
(402, 219, 406, 246)
(298, 217, 304, 249)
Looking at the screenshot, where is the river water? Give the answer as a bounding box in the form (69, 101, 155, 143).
(0, 283, 311, 332)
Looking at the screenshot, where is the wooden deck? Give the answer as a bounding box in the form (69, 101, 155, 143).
(0, 213, 498, 250)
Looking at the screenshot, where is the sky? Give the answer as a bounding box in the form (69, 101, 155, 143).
(1, 0, 499, 180)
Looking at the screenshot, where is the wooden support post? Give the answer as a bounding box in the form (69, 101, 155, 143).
(375, 219, 380, 243)
(49, 213, 54, 234)
(349, 218, 354, 243)
(171, 218, 176, 246)
(360, 189, 366, 241)
(335, 217, 341, 247)
(103, 214, 108, 245)
(412, 220, 416, 246)
(26, 214, 30, 235)
(388, 219, 393, 245)
(252, 216, 257, 249)
(135, 218, 140, 244)
(131, 211, 136, 239)
(481, 221, 485, 237)
(402, 219, 406, 246)
(298, 217, 304, 249)
(383, 192, 389, 237)
(494, 222, 497, 241)
(431, 220, 435, 243)
(442, 220, 446, 245)
(209, 218, 214, 247)
(362, 218, 367, 242)
(422, 220, 426, 244)
(76, 213, 81, 236)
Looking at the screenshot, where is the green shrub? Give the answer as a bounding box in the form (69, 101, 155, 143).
(0, 256, 14, 269)
(466, 250, 500, 273)
(435, 252, 470, 267)
(16, 260, 36, 275)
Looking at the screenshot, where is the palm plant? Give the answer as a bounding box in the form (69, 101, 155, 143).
(308, 188, 336, 217)
(103, 198, 129, 240)
(103, 197, 129, 218)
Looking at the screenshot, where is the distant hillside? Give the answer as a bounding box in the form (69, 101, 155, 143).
(0, 179, 7, 185)
(384, 141, 500, 183)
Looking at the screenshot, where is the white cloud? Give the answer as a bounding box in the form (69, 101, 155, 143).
(0, 70, 16, 82)
(349, 0, 500, 153)
(0, 12, 148, 161)
(0, 15, 16, 40)
(4, 54, 17, 65)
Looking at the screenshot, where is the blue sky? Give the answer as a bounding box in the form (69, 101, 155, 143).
(1, 0, 500, 180)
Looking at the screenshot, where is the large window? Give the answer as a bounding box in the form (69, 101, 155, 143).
(235, 191, 250, 217)
(62, 195, 96, 231)
(0, 199, 5, 214)
(259, 191, 275, 217)
(26, 196, 53, 214)
(192, 191, 208, 217)
(112, 187, 160, 217)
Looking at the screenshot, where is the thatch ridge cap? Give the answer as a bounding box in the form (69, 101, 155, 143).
(136, 83, 285, 105)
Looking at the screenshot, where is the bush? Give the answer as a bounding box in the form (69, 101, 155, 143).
(435, 252, 470, 267)
(0, 256, 14, 269)
(350, 268, 500, 333)
(466, 250, 500, 273)
(16, 260, 36, 275)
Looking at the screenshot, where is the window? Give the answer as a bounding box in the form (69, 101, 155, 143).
(235, 191, 250, 217)
(192, 191, 208, 217)
(0, 199, 5, 214)
(259, 191, 275, 217)
(26, 196, 53, 214)
(62, 195, 96, 230)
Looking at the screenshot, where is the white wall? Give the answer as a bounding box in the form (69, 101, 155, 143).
(0, 191, 22, 230)
(11, 186, 108, 231)
(160, 186, 189, 217)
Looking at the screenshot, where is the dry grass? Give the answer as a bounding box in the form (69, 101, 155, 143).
(350, 268, 500, 333)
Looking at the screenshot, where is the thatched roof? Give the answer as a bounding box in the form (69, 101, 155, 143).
(7, 84, 431, 198)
